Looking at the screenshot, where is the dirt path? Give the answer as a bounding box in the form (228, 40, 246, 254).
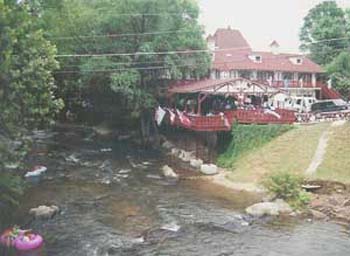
(305, 129, 329, 175)
(305, 120, 347, 176)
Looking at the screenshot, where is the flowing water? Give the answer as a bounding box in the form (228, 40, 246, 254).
(2, 125, 350, 256)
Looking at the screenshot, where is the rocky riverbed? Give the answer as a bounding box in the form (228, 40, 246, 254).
(1, 125, 350, 256)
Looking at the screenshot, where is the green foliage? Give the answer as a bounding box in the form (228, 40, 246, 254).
(326, 51, 350, 98)
(262, 172, 310, 209)
(0, 173, 25, 208)
(300, 1, 348, 65)
(0, 1, 63, 129)
(217, 124, 293, 168)
(35, 0, 210, 116)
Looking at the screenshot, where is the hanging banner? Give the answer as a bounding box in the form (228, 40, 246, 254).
(155, 106, 166, 126)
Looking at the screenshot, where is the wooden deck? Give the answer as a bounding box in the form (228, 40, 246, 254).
(172, 109, 296, 132)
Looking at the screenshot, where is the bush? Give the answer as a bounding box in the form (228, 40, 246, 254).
(262, 172, 310, 209)
(217, 124, 293, 167)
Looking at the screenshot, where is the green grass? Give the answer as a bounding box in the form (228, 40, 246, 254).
(224, 123, 330, 184)
(316, 122, 350, 183)
(217, 124, 293, 168)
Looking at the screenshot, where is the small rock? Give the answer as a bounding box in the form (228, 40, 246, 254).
(29, 205, 59, 219)
(190, 159, 203, 169)
(162, 140, 174, 150)
(200, 164, 218, 175)
(161, 165, 179, 179)
(310, 209, 327, 220)
(170, 148, 180, 157)
(178, 150, 193, 162)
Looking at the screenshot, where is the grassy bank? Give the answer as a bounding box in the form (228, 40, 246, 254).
(217, 124, 293, 168)
(316, 122, 350, 183)
(220, 123, 332, 184)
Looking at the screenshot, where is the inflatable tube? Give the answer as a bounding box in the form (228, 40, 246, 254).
(25, 165, 47, 178)
(15, 234, 43, 251)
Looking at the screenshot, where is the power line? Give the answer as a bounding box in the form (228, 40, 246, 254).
(54, 35, 350, 58)
(54, 53, 324, 74)
(55, 46, 251, 58)
(50, 29, 198, 40)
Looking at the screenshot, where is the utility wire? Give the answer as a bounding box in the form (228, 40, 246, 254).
(54, 53, 324, 74)
(51, 29, 197, 40)
(54, 36, 350, 58)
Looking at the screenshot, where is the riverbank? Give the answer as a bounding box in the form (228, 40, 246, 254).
(165, 121, 350, 223)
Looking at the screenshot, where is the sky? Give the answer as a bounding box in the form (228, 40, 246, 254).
(198, 0, 350, 53)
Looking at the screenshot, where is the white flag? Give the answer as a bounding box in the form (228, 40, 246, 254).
(155, 106, 166, 126)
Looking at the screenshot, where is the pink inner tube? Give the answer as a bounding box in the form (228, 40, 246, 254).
(15, 234, 44, 251)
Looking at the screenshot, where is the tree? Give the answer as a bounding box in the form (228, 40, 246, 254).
(0, 0, 63, 130)
(35, 0, 210, 123)
(326, 51, 350, 98)
(300, 1, 348, 65)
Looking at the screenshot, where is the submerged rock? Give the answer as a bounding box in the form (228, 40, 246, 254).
(200, 164, 218, 175)
(29, 205, 59, 219)
(246, 199, 293, 217)
(162, 165, 179, 179)
(162, 140, 174, 150)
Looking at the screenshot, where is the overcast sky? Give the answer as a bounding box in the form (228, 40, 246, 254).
(198, 0, 350, 53)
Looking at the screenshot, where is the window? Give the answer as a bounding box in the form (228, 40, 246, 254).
(248, 55, 262, 63)
(290, 57, 303, 65)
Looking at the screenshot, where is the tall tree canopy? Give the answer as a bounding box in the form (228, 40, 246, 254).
(300, 1, 349, 66)
(326, 52, 350, 98)
(0, 0, 63, 130)
(34, 0, 210, 121)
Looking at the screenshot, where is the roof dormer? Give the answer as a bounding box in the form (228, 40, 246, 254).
(248, 54, 262, 63)
(289, 56, 303, 65)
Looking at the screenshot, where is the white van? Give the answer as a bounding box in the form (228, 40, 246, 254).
(270, 94, 317, 112)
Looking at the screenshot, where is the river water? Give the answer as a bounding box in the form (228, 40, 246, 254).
(3, 125, 350, 256)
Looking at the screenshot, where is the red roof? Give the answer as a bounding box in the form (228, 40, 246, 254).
(210, 28, 323, 73)
(168, 78, 275, 94)
(212, 27, 251, 51)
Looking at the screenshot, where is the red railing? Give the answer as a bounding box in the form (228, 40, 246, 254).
(173, 109, 296, 132)
(319, 84, 342, 99)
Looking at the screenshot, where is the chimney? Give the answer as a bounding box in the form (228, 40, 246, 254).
(207, 34, 216, 51)
(269, 40, 280, 55)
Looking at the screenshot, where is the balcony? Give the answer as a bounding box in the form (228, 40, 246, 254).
(253, 80, 320, 88)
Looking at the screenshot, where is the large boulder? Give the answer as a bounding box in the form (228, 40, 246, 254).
(246, 199, 293, 217)
(190, 159, 203, 169)
(161, 165, 179, 179)
(200, 164, 218, 175)
(29, 205, 59, 219)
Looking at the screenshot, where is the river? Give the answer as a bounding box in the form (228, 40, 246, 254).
(2, 125, 350, 256)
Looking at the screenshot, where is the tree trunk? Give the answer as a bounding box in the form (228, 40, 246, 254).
(140, 108, 160, 148)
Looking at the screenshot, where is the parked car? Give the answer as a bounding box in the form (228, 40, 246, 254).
(310, 99, 348, 113)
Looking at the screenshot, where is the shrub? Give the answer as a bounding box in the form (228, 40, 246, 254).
(262, 172, 310, 209)
(217, 124, 293, 167)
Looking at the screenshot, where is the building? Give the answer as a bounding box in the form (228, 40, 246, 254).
(206, 26, 339, 99)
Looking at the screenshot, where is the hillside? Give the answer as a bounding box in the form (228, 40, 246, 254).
(225, 121, 350, 184)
